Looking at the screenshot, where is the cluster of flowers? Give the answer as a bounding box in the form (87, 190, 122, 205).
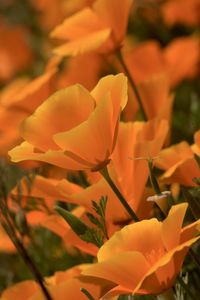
(0, 0, 200, 299)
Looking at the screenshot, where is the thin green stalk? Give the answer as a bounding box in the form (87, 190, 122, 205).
(0, 201, 53, 300)
(100, 167, 139, 222)
(148, 159, 162, 195)
(80, 288, 95, 300)
(177, 276, 196, 300)
(116, 49, 147, 121)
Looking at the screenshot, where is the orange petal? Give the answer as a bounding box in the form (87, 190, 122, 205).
(8, 141, 91, 170)
(53, 93, 114, 169)
(0, 69, 56, 113)
(51, 8, 106, 40)
(98, 219, 163, 262)
(1, 280, 39, 300)
(162, 203, 188, 251)
(53, 29, 111, 57)
(156, 141, 193, 170)
(82, 251, 149, 290)
(20, 85, 95, 151)
(134, 236, 200, 295)
(181, 219, 200, 243)
(94, 0, 133, 44)
(91, 73, 128, 111)
(160, 157, 200, 186)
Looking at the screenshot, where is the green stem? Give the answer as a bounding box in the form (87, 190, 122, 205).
(116, 49, 147, 121)
(100, 167, 139, 222)
(177, 276, 196, 300)
(0, 200, 53, 300)
(80, 288, 95, 300)
(148, 160, 162, 195)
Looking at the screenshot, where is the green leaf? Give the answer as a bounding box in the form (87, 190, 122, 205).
(55, 206, 88, 235)
(55, 206, 103, 248)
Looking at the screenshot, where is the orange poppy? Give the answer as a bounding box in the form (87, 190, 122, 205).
(163, 36, 200, 86)
(155, 141, 200, 186)
(0, 68, 56, 157)
(0, 225, 16, 253)
(9, 73, 128, 171)
(56, 118, 168, 233)
(122, 36, 200, 89)
(51, 0, 133, 56)
(161, 0, 200, 27)
(0, 21, 33, 82)
(31, 0, 95, 31)
(0, 264, 112, 300)
(82, 203, 200, 297)
(129, 73, 174, 121)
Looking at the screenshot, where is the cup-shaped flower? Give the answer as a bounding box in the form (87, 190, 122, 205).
(9, 73, 128, 172)
(82, 203, 200, 297)
(0, 264, 112, 300)
(50, 0, 133, 56)
(155, 141, 200, 186)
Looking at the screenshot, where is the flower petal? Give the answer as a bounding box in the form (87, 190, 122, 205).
(20, 85, 95, 151)
(82, 251, 149, 290)
(162, 203, 188, 251)
(53, 93, 114, 169)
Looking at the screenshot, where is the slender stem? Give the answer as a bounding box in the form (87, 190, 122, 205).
(0, 199, 53, 300)
(116, 49, 147, 121)
(148, 160, 162, 195)
(176, 276, 196, 300)
(80, 288, 95, 300)
(100, 167, 139, 222)
(2, 221, 53, 300)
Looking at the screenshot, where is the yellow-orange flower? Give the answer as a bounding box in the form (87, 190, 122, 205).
(9, 73, 128, 171)
(82, 203, 200, 297)
(161, 0, 200, 27)
(0, 21, 33, 83)
(122, 37, 200, 88)
(0, 265, 112, 300)
(155, 141, 200, 186)
(0, 68, 56, 157)
(51, 0, 133, 56)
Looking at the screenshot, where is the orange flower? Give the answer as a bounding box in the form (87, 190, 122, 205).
(0, 21, 33, 83)
(109, 118, 169, 217)
(0, 280, 39, 300)
(122, 37, 200, 88)
(51, 0, 133, 56)
(0, 225, 16, 253)
(56, 119, 168, 234)
(161, 0, 200, 27)
(10, 175, 64, 209)
(82, 203, 200, 297)
(31, 0, 95, 31)
(0, 265, 112, 300)
(9, 73, 128, 171)
(163, 37, 200, 86)
(122, 41, 165, 84)
(0, 68, 56, 157)
(155, 141, 200, 186)
(47, 52, 108, 91)
(129, 73, 174, 121)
